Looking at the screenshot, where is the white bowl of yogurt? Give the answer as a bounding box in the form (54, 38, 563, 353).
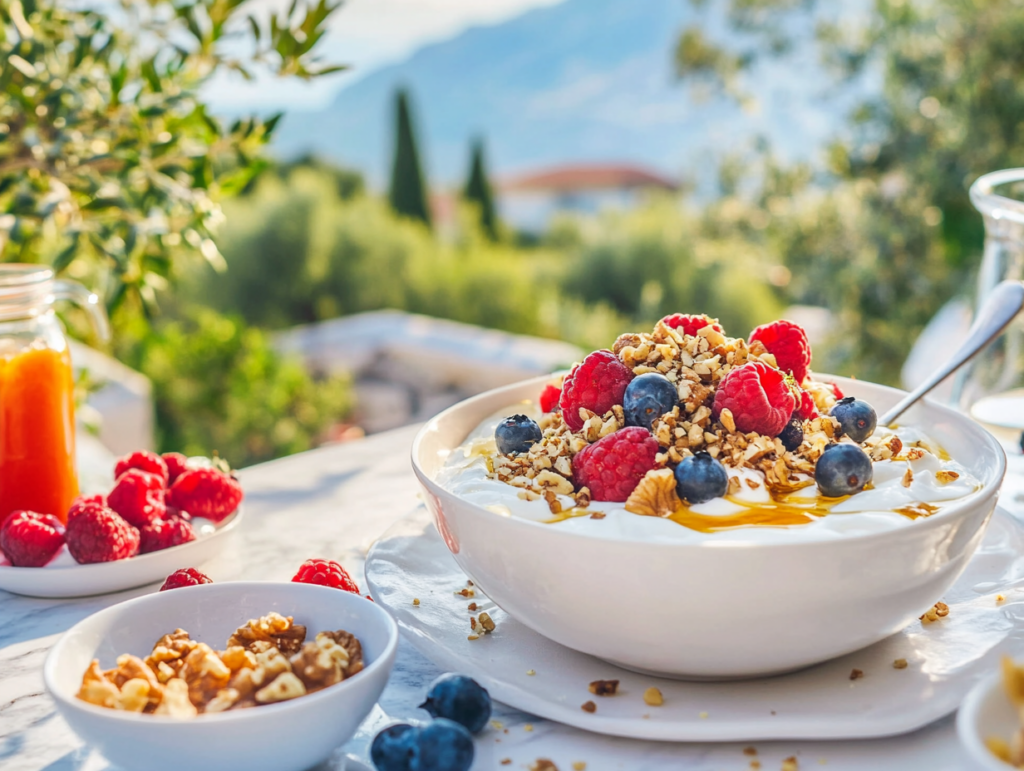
(412, 374, 1005, 679)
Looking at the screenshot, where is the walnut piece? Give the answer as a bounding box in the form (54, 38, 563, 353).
(227, 612, 307, 656)
(154, 678, 198, 719)
(624, 469, 681, 518)
(588, 679, 619, 696)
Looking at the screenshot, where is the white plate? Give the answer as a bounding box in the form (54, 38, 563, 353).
(366, 506, 1024, 742)
(0, 510, 242, 598)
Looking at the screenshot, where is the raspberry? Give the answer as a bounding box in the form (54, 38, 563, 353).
(107, 469, 166, 528)
(539, 383, 561, 413)
(659, 313, 724, 337)
(713, 361, 797, 438)
(795, 389, 819, 421)
(559, 350, 634, 432)
(162, 452, 190, 486)
(292, 558, 360, 593)
(168, 468, 243, 523)
(164, 505, 192, 523)
(571, 427, 660, 502)
(0, 511, 66, 567)
(139, 518, 196, 554)
(160, 567, 213, 591)
(114, 450, 169, 486)
(67, 494, 107, 523)
(65, 506, 139, 564)
(748, 320, 812, 385)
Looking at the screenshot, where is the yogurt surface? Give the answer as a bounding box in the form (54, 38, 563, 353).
(437, 406, 981, 544)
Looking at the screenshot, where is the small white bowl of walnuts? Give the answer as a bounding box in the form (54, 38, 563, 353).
(43, 581, 398, 771)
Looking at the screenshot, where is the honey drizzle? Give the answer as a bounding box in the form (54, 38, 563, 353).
(541, 482, 947, 532)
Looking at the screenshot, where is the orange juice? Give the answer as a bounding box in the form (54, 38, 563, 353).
(0, 346, 79, 526)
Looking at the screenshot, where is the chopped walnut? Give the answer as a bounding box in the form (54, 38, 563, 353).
(180, 643, 232, 706)
(588, 679, 619, 696)
(920, 601, 950, 623)
(154, 678, 197, 719)
(255, 671, 307, 704)
(624, 469, 681, 518)
(227, 612, 306, 656)
(849, 668, 864, 681)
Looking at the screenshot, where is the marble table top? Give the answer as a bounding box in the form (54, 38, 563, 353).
(1, 423, 1010, 771)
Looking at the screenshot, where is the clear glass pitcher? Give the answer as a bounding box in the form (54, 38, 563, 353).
(957, 168, 1024, 441)
(0, 265, 109, 527)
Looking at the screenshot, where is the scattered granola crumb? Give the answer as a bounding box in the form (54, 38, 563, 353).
(527, 669, 536, 676)
(581, 700, 597, 713)
(412, 598, 420, 606)
(588, 679, 619, 696)
(467, 634, 479, 641)
(901, 467, 913, 488)
(529, 761, 558, 771)
(467, 580, 474, 586)
(782, 756, 799, 771)
(589, 512, 606, 520)
(455, 588, 476, 598)
(771, 710, 777, 715)
(699, 710, 709, 719)
(491, 720, 504, 730)
(643, 687, 663, 706)
(893, 658, 908, 670)
(572, 763, 587, 771)
(935, 470, 960, 485)
(920, 601, 950, 623)
(468, 602, 478, 611)
(642, 713, 650, 719)
(750, 762, 761, 770)
(479, 612, 496, 633)
(997, 594, 1007, 605)
(849, 669, 864, 681)
(500, 760, 511, 766)
(524, 723, 533, 732)
(744, 747, 758, 756)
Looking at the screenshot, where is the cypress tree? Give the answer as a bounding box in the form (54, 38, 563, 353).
(462, 137, 498, 241)
(388, 88, 431, 227)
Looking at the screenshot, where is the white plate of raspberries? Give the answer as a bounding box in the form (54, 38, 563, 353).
(0, 451, 244, 598)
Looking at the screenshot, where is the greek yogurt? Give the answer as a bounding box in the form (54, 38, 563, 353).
(437, 406, 981, 544)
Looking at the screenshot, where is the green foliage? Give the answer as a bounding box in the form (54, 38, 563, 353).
(462, 138, 498, 241)
(672, 0, 1024, 383)
(0, 0, 343, 319)
(117, 309, 351, 467)
(388, 88, 432, 227)
(194, 165, 784, 354)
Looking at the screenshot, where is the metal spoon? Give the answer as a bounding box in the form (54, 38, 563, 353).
(879, 280, 1024, 426)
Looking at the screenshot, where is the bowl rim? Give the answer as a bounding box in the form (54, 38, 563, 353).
(42, 580, 399, 724)
(0, 507, 244, 573)
(411, 372, 1006, 550)
(956, 669, 1011, 771)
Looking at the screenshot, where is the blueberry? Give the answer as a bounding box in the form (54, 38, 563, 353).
(779, 418, 804, 452)
(411, 718, 474, 771)
(829, 397, 877, 443)
(494, 415, 542, 455)
(674, 451, 729, 504)
(371, 723, 417, 771)
(815, 443, 873, 497)
(419, 673, 492, 734)
(623, 373, 678, 431)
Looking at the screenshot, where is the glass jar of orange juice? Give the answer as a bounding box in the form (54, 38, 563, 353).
(0, 265, 109, 527)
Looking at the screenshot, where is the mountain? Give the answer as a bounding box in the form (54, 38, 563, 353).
(271, 0, 876, 189)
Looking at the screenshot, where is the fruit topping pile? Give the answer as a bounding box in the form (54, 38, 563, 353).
(76, 611, 364, 716)
(0, 450, 243, 568)
(487, 314, 894, 514)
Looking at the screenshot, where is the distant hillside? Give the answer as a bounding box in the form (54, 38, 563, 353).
(272, 0, 875, 189)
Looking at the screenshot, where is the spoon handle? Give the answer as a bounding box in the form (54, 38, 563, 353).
(879, 280, 1024, 426)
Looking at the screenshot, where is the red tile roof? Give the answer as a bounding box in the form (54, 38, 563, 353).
(499, 164, 677, 193)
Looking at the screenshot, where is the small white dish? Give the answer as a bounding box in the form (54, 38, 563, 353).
(0, 509, 243, 598)
(411, 374, 1006, 678)
(44, 581, 398, 771)
(958, 669, 1019, 770)
(367, 505, 1024, 741)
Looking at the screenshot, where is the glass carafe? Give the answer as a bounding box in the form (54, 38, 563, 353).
(0, 265, 109, 527)
(957, 168, 1024, 441)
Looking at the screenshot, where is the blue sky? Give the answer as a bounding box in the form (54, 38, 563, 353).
(202, 0, 564, 111)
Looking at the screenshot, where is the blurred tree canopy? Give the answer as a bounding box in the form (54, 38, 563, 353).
(0, 0, 343, 320)
(388, 88, 432, 227)
(463, 138, 498, 241)
(674, 0, 1024, 382)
